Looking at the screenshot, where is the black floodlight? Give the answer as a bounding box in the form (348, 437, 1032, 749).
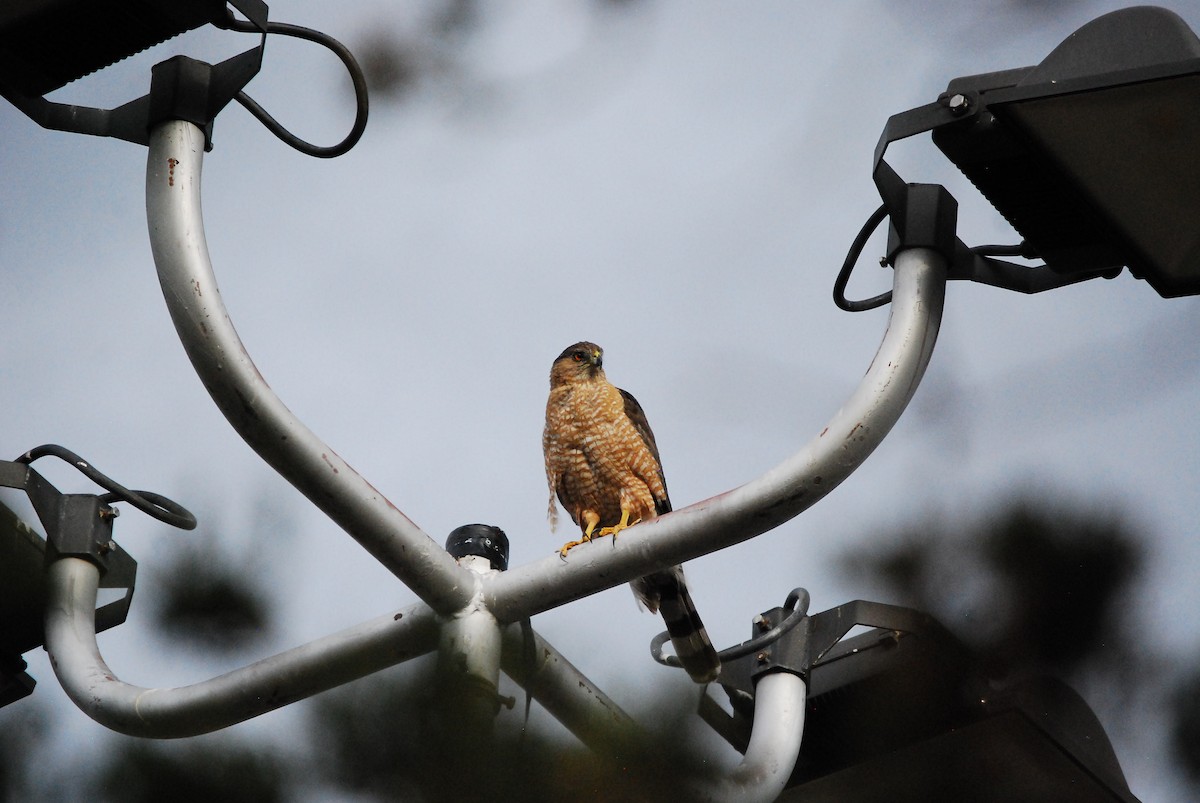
(0, 0, 261, 98)
(848, 6, 1200, 311)
(0, 0, 368, 156)
(0, 0, 268, 147)
(703, 599, 1139, 801)
(932, 6, 1200, 298)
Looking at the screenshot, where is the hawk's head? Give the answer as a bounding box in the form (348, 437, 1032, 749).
(550, 341, 604, 386)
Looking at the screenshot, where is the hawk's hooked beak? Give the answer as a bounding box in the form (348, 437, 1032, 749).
(590, 350, 603, 369)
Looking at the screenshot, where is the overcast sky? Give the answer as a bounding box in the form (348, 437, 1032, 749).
(4, 1, 1200, 798)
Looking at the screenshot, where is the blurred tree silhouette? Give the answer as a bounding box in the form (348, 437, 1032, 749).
(832, 494, 1200, 799)
(152, 542, 274, 655)
(305, 653, 709, 802)
(148, 496, 289, 656)
(839, 496, 1144, 687)
(353, 0, 479, 102)
(352, 0, 651, 113)
(0, 696, 50, 803)
(1170, 665, 1200, 784)
(95, 740, 286, 803)
(980, 503, 1140, 676)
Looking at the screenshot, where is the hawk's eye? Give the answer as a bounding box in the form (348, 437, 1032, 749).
(572, 351, 585, 362)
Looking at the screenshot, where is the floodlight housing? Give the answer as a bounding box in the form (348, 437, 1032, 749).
(0, 0, 267, 147)
(931, 6, 1200, 297)
(0, 0, 246, 97)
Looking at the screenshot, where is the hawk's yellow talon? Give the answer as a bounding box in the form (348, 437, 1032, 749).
(598, 509, 639, 538)
(560, 511, 601, 558)
(558, 534, 591, 558)
(598, 520, 640, 537)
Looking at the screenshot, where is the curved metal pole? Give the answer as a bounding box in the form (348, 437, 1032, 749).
(145, 120, 471, 614)
(44, 556, 441, 738)
(694, 672, 808, 803)
(485, 248, 946, 622)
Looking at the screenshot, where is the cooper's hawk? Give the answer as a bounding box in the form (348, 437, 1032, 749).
(543, 341, 720, 683)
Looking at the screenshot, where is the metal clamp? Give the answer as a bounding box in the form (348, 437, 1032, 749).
(698, 593, 957, 753)
(0, 445, 194, 638)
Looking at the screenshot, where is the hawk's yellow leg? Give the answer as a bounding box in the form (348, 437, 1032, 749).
(598, 508, 641, 538)
(559, 510, 601, 558)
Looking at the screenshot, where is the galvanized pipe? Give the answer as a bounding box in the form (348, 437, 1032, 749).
(131, 118, 934, 789)
(694, 672, 808, 802)
(143, 115, 944, 630)
(46, 549, 645, 750)
(499, 620, 645, 753)
(484, 248, 947, 622)
(46, 549, 806, 800)
(144, 119, 471, 614)
(43, 556, 440, 738)
(435, 556, 503, 742)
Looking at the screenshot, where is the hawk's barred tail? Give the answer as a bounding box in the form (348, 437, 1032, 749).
(634, 568, 721, 684)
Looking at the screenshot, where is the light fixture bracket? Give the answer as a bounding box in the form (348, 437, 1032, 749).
(0, 0, 268, 148)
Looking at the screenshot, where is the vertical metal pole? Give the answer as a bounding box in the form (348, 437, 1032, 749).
(434, 556, 504, 742)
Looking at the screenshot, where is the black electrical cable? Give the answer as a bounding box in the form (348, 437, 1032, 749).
(712, 587, 810, 663)
(216, 13, 369, 158)
(16, 444, 197, 530)
(650, 587, 812, 671)
(833, 203, 892, 312)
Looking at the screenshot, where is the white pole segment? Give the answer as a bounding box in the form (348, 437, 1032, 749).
(144, 120, 471, 614)
(44, 557, 440, 737)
